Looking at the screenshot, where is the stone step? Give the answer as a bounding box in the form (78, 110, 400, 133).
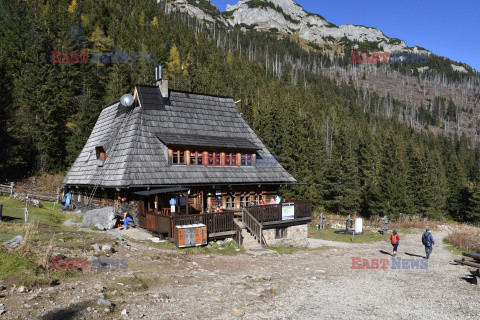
(239, 228, 264, 251)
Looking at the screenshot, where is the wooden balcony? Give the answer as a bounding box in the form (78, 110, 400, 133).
(138, 201, 312, 244)
(241, 201, 312, 244)
(247, 200, 312, 223)
(138, 210, 238, 239)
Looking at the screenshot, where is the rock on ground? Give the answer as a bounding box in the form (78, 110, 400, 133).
(97, 298, 112, 307)
(231, 307, 245, 317)
(102, 245, 114, 253)
(2, 236, 23, 249)
(81, 207, 117, 230)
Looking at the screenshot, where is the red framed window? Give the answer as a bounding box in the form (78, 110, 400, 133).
(241, 154, 253, 166)
(172, 150, 186, 165)
(208, 153, 214, 166)
(190, 152, 196, 165)
(179, 151, 185, 164)
(170, 150, 254, 166)
(189, 151, 203, 165)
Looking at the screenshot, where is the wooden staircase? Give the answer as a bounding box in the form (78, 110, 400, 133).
(234, 218, 263, 251)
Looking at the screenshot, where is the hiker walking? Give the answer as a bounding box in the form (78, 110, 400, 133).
(422, 228, 435, 259)
(390, 230, 400, 257)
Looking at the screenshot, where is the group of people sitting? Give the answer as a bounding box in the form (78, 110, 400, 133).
(211, 196, 284, 213)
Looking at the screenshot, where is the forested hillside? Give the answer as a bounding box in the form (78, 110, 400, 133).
(1, 0, 479, 222)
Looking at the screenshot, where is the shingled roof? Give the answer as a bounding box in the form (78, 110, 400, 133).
(63, 85, 296, 188)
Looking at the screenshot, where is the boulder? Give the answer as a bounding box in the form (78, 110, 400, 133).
(97, 298, 112, 307)
(149, 237, 162, 243)
(82, 207, 117, 230)
(2, 236, 23, 249)
(101, 245, 114, 253)
(29, 199, 42, 208)
(17, 286, 27, 293)
(231, 307, 245, 317)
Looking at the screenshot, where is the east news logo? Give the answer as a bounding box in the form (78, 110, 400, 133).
(351, 257, 428, 269)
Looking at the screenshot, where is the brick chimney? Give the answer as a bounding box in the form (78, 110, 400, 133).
(154, 65, 169, 98)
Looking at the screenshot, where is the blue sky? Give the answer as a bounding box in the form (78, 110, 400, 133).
(212, 0, 480, 71)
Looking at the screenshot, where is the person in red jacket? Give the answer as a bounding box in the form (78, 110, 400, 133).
(390, 230, 400, 257)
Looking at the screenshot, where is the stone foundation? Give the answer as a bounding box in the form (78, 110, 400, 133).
(262, 224, 308, 247)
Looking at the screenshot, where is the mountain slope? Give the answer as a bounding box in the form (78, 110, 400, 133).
(166, 0, 479, 140)
(168, 0, 226, 23)
(224, 0, 423, 53)
(2, 0, 480, 222)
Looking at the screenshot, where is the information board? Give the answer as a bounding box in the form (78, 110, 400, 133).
(282, 204, 294, 220)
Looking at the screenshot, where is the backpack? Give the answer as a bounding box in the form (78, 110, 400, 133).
(422, 232, 430, 246)
(391, 234, 398, 245)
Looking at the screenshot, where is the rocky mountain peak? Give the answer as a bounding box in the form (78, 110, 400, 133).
(168, 0, 429, 54)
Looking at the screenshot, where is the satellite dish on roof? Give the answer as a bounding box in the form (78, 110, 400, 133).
(120, 94, 134, 107)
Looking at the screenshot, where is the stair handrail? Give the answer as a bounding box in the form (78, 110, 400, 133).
(233, 219, 243, 245)
(242, 207, 264, 245)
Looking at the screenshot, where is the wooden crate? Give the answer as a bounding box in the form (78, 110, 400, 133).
(174, 224, 207, 248)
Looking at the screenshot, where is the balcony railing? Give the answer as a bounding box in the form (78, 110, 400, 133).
(246, 200, 312, 223)
(138, 210, 236, 239)
(138, 201, 312, 243)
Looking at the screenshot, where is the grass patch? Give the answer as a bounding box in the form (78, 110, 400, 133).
(0, 248, 80, 287)
(442, 238, 473, 256)
(0, 196, 71, 227)
(108, 275, 149, 292)
(0, 196, 117, 287)
(0, 249, 40, 283)
(308, 227, 390, 243)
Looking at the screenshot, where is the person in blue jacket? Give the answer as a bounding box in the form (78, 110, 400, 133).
(120, 211, 134, 229)
(61, 192, 72, 210)
(422, 228, 435, 259)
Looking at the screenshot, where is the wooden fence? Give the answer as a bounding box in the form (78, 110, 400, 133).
(138, 211, 236, 239)
(0, 183, 14, 196)
(0, 183, 60, 200)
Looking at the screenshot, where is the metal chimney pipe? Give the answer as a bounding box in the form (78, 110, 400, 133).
(155, 64, 168, 98)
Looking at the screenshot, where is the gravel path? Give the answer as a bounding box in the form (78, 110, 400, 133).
(127, 230, 479, 320)
(1, 230, 478, 320)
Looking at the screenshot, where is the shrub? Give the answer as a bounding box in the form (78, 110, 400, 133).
(447, 230, 480, 251)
